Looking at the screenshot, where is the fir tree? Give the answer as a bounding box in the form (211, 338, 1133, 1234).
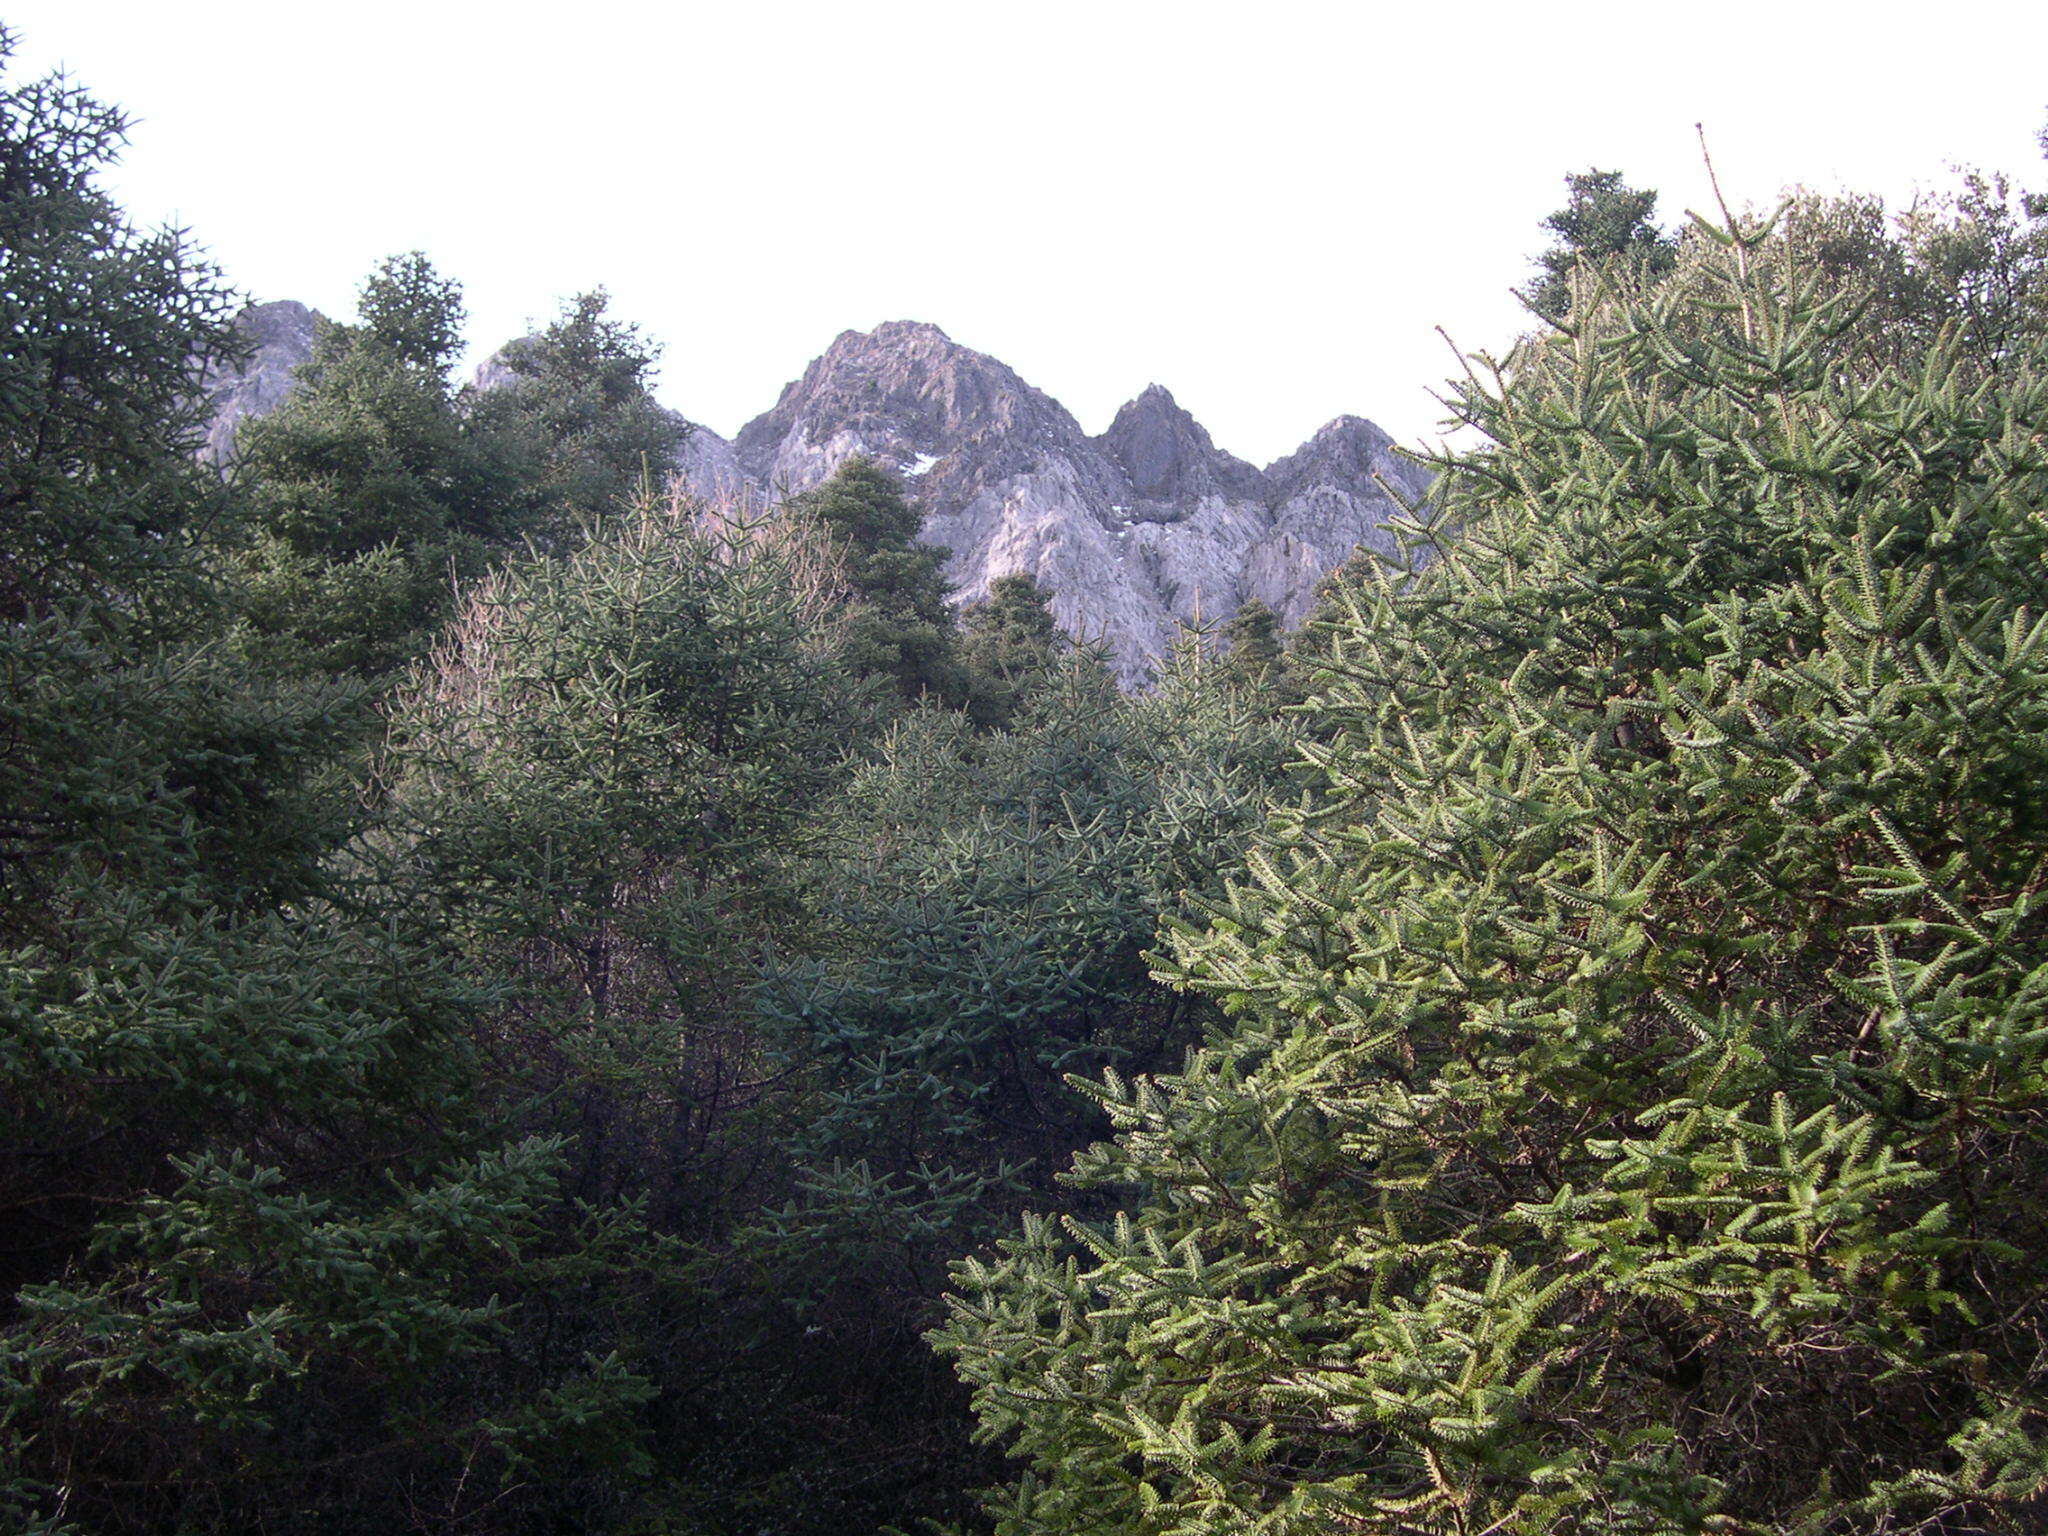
(743, 633, 1296, 1534)
(1216, 595, 1302, 702)
(781, 455, 967, 706)
(463, 288, 687, 546)
(384, 491, 852, 1206)
(375, 492, 865, 1528)
(1526, 166, 1678, 321)
(961, 571, 1066, 728)
(0, 48, 668, 1532)
(756, 636, 1293, 1282)
(0, 25, 237, 620)
(936, 205, 2048, 1536)
(227, 253, 512, 677)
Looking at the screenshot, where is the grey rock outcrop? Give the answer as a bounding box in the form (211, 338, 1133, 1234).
(674, 423, 753, 505)
(1256, 416, 1434, 625)
(201, 309, 1428, 682)
(202, 300, 321, 461)
(730, 322, 1429, 681)
(464, 340, 525, 396)
(1098, 385, 1264, 505)
(734, 322, 1171, 670)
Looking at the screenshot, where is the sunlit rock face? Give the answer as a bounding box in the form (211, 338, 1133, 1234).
(1257, 415, 1434, 625)
(672, 424, 752, 505)
(731, 322, 1429, 682)
(205, 310, 1428, 682)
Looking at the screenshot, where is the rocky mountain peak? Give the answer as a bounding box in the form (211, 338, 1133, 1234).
(464, 335, 532, 395)
(1267, 414, 1417, 495)
(201, 304, 1429, 682)
(733, 320, 1082, 497)
(802, 320, 970, 392)
(852, 317, 958, 354)
(1098, 384, 1261, 504)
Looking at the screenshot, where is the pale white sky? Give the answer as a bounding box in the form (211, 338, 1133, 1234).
(14, 2, 2048, 462)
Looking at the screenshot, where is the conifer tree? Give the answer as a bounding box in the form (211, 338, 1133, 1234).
(936, 208, 2048, 1536)
(782, 455, 967, 705)
(227, 253, 512, 677)
(1526, 167, 1678, 321)
(463, 288, 687, 546)
(754, 639, 1290, 1253)
(743, 634, 1296, 1534)
(383, 493, 852, 1212)
(375, 493, 864, 1528)
(1216, 595, 1303, 703)
(0, 25, 235, 620)
(961, 571, 1067, 727)
(1, 42, 651, 1533)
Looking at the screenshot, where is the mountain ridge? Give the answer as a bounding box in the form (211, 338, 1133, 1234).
(208, 307, 1429, 680)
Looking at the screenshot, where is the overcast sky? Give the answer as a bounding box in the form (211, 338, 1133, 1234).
(13, 2, 2048, 463)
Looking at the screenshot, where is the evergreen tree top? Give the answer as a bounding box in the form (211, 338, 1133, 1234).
(785, 455, 925, 551)
(0, 26, 241, 619)
(782, 456, 965, 707)
(1525, 166, 1678, 322)
(935, 204, 2048, 1536)
(356, 250, 466, 375)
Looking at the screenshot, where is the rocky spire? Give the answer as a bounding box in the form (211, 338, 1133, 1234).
(1097, 384, 1263, 503)
(1264, 413, 1425, 501)
(733, 320, 1088, 497)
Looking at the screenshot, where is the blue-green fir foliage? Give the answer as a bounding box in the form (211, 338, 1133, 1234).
(755, 639, 1297, 1299)
(933, 213, 2048, 1535)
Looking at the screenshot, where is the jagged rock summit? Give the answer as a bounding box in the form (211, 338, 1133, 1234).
(204, 311, 1429, 681)
(725, 320, 1430, 679)
(1099, 384, 1264, 504)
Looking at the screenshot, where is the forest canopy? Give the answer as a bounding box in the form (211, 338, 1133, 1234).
(4, 23, 2048, 1536)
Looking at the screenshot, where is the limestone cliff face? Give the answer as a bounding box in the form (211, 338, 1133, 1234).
(736, 322, 1177, 672)
(673, 425, 753, 505)
(1257, 416, 1434, 625)
(205, 309, 1427, 681)
(732, 322, 1430, 679)
(1098, 384, 1264, 504)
